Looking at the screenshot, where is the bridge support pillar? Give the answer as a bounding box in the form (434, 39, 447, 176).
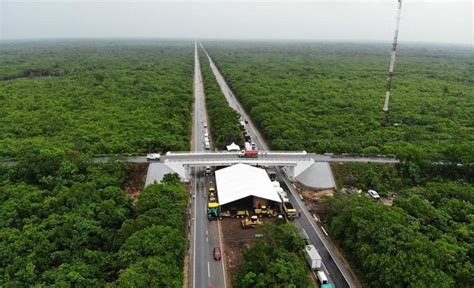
(184, 166, 190, 182)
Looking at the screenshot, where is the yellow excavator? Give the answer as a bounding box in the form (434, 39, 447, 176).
(241, 215, 263, 229)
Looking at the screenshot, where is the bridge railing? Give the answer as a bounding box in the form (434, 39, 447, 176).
(165, 150, 308, 156)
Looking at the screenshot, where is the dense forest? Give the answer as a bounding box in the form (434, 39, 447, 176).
(326, 180, 473, 287)
(204, 42, 473, 163)
(199, 49, 244, 150)
(324, 159, 473, 287)
(0, 149, 188, 286)
(233, 223, 314, 288)
(0, 40, 194, 159)
(0, 40, 193, 286)
(203, 41, 473, 287)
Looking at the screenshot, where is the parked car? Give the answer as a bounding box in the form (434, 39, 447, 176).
(368, 189, 381, 199)
(213, 247, 221, 260)
(146, 153, 160, 161)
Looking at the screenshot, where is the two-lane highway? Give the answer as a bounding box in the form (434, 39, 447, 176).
(190, 41, 226, 288)
(200, 43, 360, 288)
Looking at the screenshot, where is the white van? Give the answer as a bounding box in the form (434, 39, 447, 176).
(317, 271, 328, 284)
(205, 142, 210, 150)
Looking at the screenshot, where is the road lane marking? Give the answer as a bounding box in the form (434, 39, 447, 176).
(207, 261, 210, 278)
(321, 226, 329, 237)
(192, 41, 198, 288)
(192, 169, 197, 288)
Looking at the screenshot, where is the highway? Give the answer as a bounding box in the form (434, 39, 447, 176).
(200, 43, 360, 288)
(190, 41, 226, 288)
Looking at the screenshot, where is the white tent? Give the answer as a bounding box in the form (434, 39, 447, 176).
(215, 163, 282, 205)
(226, 142, 240, 152)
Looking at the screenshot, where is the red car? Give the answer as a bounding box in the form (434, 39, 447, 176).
(213, 247, 221, 260)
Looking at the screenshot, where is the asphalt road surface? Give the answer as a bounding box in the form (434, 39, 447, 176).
(200, 43, 356, 288)
(190, 41, 227, 288)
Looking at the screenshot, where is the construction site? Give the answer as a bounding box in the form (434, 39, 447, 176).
(204, 163, 301, 276)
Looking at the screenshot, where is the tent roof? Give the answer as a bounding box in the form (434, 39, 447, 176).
(215, 163, 281, 205)
(226, 142, 240, 151)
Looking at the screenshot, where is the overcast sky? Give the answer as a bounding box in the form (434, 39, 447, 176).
(1, 0, 472, 45)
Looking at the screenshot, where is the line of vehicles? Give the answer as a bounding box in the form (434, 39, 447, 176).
(238, 118, 259, 158)
(304, 244, 335, 287)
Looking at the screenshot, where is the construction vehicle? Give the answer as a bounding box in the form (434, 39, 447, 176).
(236, 210, 249, 219)
(241, 215, 263, 229)
(254, 205, 276, 217)
(207, 202, 220, 221)
(282, 201, 298, 219)
(238, 149, 258, 158)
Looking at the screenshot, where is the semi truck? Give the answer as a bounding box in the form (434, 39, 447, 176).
(303, 245, 322, 270)
(238, 149, 258, 158)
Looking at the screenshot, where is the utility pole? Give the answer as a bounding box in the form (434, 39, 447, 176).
(383, 0, 402, 123)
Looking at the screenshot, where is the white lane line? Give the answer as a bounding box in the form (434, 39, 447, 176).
(217, 220, 227, 288)
(321, 226, 329, 237)
(192, 41, 198, 288)
(207, 261, 211, 278)
(192, 170, 197, 288)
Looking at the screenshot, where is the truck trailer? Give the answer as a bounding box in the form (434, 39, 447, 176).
(238, 149, 258, 158)
(303, 245, 322, 270)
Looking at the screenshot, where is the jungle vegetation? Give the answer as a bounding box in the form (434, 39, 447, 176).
(203, 41, 472, 287)
(325, 180, 473, 287)
(233, 223, 315, 288)
(204, 41, 473, 164)
(0, 148, 188, 287)
(0, 40, 194, 159)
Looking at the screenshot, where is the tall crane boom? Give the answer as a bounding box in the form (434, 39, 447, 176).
(383, 0, 402, 122)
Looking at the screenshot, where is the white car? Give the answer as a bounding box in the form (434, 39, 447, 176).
(146, 153, 161, 161)
(367, 189, 381, 199)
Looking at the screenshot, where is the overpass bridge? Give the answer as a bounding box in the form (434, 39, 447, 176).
(146, 151, 399, 186)
(162, 151, 313, 181)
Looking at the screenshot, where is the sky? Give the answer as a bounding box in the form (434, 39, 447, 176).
(1, 0, 472, 45)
